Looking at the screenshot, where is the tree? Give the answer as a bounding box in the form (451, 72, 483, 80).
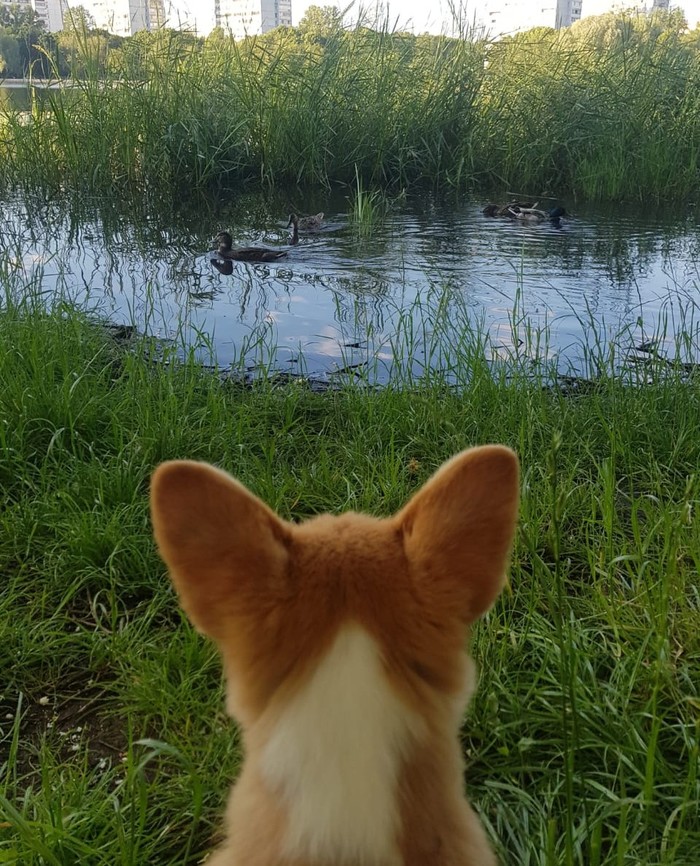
(0, 4, 48, 76)
(63, 5, 97, 32)
(0, 4, 43, 34)
(298, 5, 345, 45)
(0, 34, 17, 75)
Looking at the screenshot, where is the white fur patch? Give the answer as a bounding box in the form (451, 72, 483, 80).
(260, 625, 421, 864)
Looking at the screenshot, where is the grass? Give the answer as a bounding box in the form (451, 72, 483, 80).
(0, 287, 698, 865)
(0, 10, 699, 201)
(348, 167, 391, 234)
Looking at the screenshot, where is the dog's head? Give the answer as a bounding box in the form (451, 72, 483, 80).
(150, 447, 519, 729)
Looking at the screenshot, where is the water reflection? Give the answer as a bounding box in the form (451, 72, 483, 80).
(1, 190, 699, 381)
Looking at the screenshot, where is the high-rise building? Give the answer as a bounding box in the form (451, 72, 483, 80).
(31, 0, 64, 31)
(149, 0, 166, 29)
(216, 0, 292, 39)
(66, 0, 150, 36)
(484, 0, 582, 37)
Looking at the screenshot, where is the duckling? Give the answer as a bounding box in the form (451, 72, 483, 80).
(213, 231, 288, 263)
(288, 212, 324, 231)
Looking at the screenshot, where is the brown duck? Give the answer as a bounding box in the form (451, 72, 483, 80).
(288, 212, 324, 231)
(483, 201, 537, 217)
(504, 205, 568, 225)
(214, 231, 288, 263)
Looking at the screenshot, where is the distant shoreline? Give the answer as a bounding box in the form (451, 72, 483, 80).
(1, 79, 68, 89)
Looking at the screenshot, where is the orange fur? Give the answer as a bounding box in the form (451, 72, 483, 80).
(151, 446, 519, 865)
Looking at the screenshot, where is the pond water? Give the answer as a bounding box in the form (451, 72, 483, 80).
(0, 82, 29, 112)
(0, 81, 56, 113)
(1, 190, 699, 383)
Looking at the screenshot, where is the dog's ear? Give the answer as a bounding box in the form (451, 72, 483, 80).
(151, 461, 290, 639)
(398, 446, 519, 623)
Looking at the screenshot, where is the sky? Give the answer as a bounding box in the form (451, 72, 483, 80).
(174, 0, 700, 37)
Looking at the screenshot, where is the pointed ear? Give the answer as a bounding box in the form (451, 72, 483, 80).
(150, 461, 291, 639)
(398, 446, 519, 623)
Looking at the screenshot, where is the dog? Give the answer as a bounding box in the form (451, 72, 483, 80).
(151, 445, 519, 865)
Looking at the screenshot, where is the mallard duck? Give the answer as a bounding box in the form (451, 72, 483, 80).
(213, 231, 288, 263)
(286, 215, 299, 246)
(483, 201, 537, 218)
(210, 258, 234, 275)
(547, 206, 567, 226)
(288, 212, 324, 231)
(507, 205, 567, 224)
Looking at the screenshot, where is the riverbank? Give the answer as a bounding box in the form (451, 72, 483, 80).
(0, 302, 698, 864)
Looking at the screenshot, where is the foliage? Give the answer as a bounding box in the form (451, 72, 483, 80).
(297, 3, 346, 45)
(0, 3, 43, 33)
(0, 33, 19, 74)
(0, 9, 698, 200)
(62, 5, 96, 32)
(479, 9, 700, 199)
(0, 2, 49, 77)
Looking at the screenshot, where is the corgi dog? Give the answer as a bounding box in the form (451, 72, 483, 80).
(151, 446, 519, 866)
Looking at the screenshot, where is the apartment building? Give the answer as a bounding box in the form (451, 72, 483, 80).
(484, 0, 582, 37)
(215, 0, 292, 39)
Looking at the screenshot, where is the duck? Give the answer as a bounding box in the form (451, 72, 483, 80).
(210, 258, 234, 275)
(288, 212, 324, 231)
(286, 215, 299, 246)
(213, 231, 288, 263)
(483, 201, 537, 218)
(507, 205, 567, 224)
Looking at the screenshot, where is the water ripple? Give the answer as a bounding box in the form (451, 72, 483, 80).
(1, 195, 699, 379)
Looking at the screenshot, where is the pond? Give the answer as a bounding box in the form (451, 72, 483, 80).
(1, 190, 699, 383)
(0, 80, 59, 113)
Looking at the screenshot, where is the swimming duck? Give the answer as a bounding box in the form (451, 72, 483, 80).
(483, 201, 537, 217)
(286, 215, 299, 246)
(288, 212, 324, 231)
(507, 205, 567, 224)
(210, 258, 234, 275)
(213, 231, 288, 262)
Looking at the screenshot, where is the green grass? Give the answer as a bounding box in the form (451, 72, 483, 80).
(0, 290, 698, 864)
(348, 167, 392, 234)
(0, 10, 698, 201)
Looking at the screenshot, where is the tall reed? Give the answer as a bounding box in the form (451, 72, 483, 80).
(478, 11, 700, 200)
(0, 10, 698, 200)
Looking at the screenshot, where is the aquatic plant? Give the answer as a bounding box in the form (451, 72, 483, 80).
(0, 10, 698, 202)
(348, 166, 391, 234)
(478, 10, 700, 201)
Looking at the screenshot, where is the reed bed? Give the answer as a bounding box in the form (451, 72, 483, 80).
(0, 282, 699, 864)
(0, 10, 698, 201)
